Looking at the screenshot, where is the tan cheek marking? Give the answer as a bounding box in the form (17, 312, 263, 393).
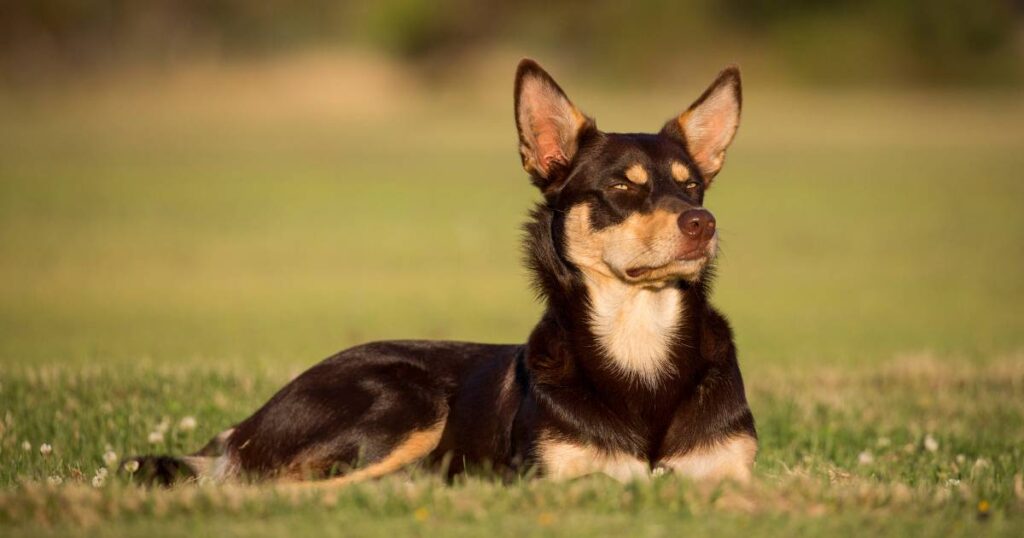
(670, 161, 691, 182)
(539, 437, 649, 482)
(625, 164, 649, 185)
(659, 435, 757, 483)
(616, 209, 679, 243)
(564, 205, 610, 277)
(568, 205, 683, 280)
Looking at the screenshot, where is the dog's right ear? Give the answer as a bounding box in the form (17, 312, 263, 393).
(515, 59, 593, 193)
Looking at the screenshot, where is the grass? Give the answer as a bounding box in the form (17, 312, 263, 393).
(2, 358, 1022, 535)
(0, 56, 1022, 535)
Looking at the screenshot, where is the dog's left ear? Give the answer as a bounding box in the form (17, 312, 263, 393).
(515, 59, 594, 193)
(662, 66, 742, 185)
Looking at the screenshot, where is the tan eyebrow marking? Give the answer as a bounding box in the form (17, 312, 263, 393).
(624, 164, 649, 185)
(670, 161, 691, 182)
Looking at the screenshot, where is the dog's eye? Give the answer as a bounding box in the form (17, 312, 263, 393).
(610, 183, 631, 191)
(685, 181, 700, 191)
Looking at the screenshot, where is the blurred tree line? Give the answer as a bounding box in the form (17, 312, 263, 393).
(2, 0, 1021, 86)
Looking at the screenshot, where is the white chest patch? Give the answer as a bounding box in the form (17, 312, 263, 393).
(587, 279, 683, 385)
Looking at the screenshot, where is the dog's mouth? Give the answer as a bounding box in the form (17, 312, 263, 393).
(624, 256, 709, 281)
(624, 266, 660, 279)
(622, 242, 715, 282)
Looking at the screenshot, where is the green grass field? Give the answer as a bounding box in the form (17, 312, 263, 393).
(1, 61, 1023, 536)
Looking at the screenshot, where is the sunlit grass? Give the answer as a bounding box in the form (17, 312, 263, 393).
(1, 356, 1022, 535)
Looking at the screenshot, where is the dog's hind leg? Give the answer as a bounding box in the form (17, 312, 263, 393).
(279, 411, 448, 491)
(224, 354, 453, 486)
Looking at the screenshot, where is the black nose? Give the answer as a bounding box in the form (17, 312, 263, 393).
(678, 209, 716, 241)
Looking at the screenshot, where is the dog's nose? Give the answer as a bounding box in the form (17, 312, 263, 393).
(678, 209, 716, 241)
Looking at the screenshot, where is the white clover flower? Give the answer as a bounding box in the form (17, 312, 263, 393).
(96, 467, 108, 478)
(155, 418, 171, 434)
(956, 454, 966, 464)
(123, 460, 140, 473)
(178, 416, 197, 432)
(39, 443, 52, 456)
(21, 440, 31, 452)
(92, 474, 106, 488)
(946, 478, 961, 487)
(103, 450, 119, 467)
(924, 434, 939, 452)
(857, 451, 874, 465)
(47, 475, 63, 486)
(148, 431, 165, 444)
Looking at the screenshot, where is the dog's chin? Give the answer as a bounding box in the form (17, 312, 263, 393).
(620, 255, 711, 285)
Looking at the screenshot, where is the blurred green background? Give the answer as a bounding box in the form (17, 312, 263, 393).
(1, 0, 1022, 374)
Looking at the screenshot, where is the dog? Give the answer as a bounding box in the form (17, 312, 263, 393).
(128, 59, 757, 487)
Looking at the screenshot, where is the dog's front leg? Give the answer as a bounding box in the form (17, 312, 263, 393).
(654, 435, 756, 483)
(538, 437, 650, 482)
(654, 360, 758, 484)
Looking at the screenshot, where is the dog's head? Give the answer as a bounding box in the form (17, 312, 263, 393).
(515, 60, 741, 285)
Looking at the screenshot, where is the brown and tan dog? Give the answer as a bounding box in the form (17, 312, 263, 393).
(128, 59, 757, 487)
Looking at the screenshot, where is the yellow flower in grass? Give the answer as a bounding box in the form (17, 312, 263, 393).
(977, 500, 991, 519)
(413, 507, 430, 522)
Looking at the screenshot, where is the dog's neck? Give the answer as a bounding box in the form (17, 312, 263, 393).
(580, 271, 684, 386)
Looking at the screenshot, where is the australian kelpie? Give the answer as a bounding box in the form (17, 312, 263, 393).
(129, 59, 756, 487)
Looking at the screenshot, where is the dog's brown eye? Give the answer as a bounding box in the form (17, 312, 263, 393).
(610, 183, 630, 191)
(685, 181, 700, 190)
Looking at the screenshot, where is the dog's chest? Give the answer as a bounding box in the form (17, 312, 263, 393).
(587, 282, 683, 384)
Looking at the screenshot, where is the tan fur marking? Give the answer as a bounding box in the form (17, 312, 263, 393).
(624, 163, 649, 185)
(539, 436, 649, 482)
(670, 161, 691, 182)
(564, 204, 701, 283)
(659, 435, 757, 483)
(281, 415, 447, 490)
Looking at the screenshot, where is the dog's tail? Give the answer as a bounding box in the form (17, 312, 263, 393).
(121, 428, 236, 486)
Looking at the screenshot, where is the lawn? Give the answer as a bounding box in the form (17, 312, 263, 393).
(0, 59, 1022, 536)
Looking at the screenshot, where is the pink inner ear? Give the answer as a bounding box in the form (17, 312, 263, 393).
(683, 87, 739, 177)
(690, 114, 726, 162)
(518, 76, 581, 178)
(533, 118, 567, 174)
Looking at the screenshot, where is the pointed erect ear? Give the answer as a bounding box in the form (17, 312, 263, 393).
(662, 66, 742, 185)
(515, 59, 593, 192)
